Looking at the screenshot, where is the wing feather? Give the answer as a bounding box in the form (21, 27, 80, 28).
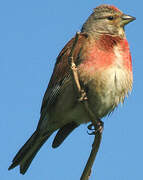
(40, 34, 87, 114)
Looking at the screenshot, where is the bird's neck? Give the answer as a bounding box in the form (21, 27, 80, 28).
(97, 34, 122, 50)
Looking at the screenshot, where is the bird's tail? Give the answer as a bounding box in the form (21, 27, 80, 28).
(8, 130, 52, 174)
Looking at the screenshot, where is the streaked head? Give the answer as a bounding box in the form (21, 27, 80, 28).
(81, 4, 136, 37)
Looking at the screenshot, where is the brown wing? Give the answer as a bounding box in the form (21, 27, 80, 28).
(40, 33, 87, 114)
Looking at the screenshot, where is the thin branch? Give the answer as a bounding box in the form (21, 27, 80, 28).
(80, 128, 103, 180)
(68, 32, 104, 180)
(68, 32, 83, 94)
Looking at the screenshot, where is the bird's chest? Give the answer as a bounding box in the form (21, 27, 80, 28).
(78, 45, 132, 117)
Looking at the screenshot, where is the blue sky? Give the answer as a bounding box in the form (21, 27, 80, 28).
(1, 0, 142, 180)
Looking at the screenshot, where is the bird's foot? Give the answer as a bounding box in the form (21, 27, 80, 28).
(87, 120, 104, 135)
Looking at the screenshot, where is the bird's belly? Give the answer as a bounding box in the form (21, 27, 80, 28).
(86, 66, 132, 118)
(88, 89, 120, 118)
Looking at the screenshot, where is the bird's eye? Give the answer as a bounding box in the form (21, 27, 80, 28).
(107, 16, 114, 20)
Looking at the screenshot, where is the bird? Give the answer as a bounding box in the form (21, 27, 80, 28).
(8, 4, 135, 174)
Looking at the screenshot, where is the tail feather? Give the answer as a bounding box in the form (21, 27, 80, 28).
(52, 122, 78, 148)
(8, 130, 51, 174)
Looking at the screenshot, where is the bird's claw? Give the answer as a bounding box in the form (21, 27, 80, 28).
(87, 124, 95, 131)
(87, 120, 104, 135)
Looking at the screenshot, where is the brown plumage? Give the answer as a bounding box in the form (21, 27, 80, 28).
(9, 4, 135, 174)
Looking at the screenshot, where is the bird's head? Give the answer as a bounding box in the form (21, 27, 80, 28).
(81, 5, 136, 38)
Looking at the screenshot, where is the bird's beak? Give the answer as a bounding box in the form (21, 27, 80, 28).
(120, 14, 136, 26)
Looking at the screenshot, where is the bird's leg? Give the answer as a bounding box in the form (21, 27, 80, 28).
(87, 120, 104, 135)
